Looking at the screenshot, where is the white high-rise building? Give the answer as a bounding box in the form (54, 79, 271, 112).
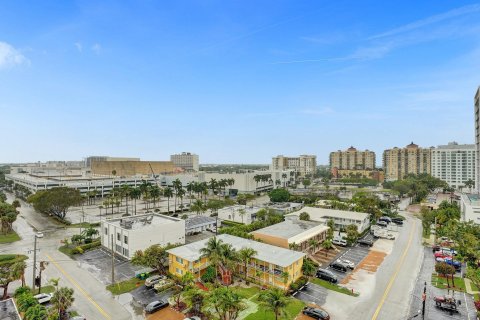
(431, 142, 476, 190)
(271, 155, 317, 177)
(170, 152, 199, 172)
(475, 87, 480, 192)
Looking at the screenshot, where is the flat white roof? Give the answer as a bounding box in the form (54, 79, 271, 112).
(167, 234, 305, 267)
(251, 219, 328, 243)
(105, 213, 183, 230)
(287, 207, 369, 222)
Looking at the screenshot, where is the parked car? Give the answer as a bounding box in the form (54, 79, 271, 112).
(36, 232, 44, 238)
(434, 251, 452, 259)
(337, 259, 355, 269)
(357, 239, 374, 246)
(316, 269, 337, 283)
(34, 293, 52, 304)
(377, 221, 388, 227)
(432, 245, 441, 252)
(184, 317, 201, 320)
(145, 275, 166, 287)
(69, 317, 86, 320)
(329, 261, 348, 272)
(443, 258, 461, 270)
(302, 306, 330, 320)
(379, 217, 392, 223)
(441, 247, 457, 256)
(145, 300, 169, 313)
(332, 238, 347, 247)
(391, 219, 403, 226)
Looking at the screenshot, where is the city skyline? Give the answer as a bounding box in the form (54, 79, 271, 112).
(1, 1, 480, 163)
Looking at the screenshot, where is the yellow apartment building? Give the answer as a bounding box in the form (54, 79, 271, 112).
(167, 234, 305, 289)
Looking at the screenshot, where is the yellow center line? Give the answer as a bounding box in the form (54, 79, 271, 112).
(371, 219, 417, 320)
(46, 254, 111, 319)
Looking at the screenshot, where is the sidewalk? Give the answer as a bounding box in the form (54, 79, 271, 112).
(465, 278, 480, 295)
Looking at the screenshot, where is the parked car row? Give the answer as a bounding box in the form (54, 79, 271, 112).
(433, 245, 461, 270)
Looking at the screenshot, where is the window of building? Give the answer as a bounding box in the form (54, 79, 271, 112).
(104, 228, 108, 235)
(124, 235, 128, 244)
(176, 257, 183, 264)
(117, 233, 120, 241)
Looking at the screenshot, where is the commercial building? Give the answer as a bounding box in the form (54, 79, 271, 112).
(271, 155, 317, 177)
(383, 142, 432, 181)
(101, 213, 185, 259)
(460, 194, 480, 225)
(217, 205, 263, 224)
(431, 142, 476, 189)
(167, 234, 305, 289)
(329, 147, 376, 170)
(91, 160, 175, 176)
(287, 207, 370, 233)
(251, 217, 329, 252)
(85, 156, 140, 168)
(331, 168, 385, 182)
(266, 202, 304, 215)
(185, 216, 218, 235)
(475, 87, 480, 191)
(170, 152, 199, 172)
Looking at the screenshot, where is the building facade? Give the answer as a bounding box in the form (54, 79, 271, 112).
(101, 214, 185, 259)
(217, 205, 263, 224)
(475, 87, 480, 192)
(167, 234, 305, 289)
(383, 142, 432, 181)
(91, 160, 175, 176)
(170, 152, 199, 172)
(85, 156, 140, 168)
(460, 194, 480, 225)
(329, 147, 376, 170)
(271, 155, 317, 177)
(431, 142, 476, 189)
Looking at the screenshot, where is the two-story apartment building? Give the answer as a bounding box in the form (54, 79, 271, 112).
(167, 234, 305, 289)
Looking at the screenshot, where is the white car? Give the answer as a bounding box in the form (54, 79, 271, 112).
(145, 274, 166, 287)
(34, 293, 52, 304)
(337, 259, 355, 269)
(332, 238, 347, 246)
(36, 232, 44, 238)
(184, 317, 201, 320)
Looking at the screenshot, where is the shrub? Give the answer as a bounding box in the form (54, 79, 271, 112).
(201, 266, 216, 283)
(74, 247, 84, 254)
(289, 276, 308, 292)
(14, 286, 31, 298)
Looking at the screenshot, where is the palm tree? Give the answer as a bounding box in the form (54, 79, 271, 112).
(129, 187, 141, 215)
(172, 272, 194, 309)
(238, 208, 246, 224)
(24, 304, 47, 320)
(177, 188, 186, 212)
(209, 178, 218, 197)
(281, 271, 290, 289)
(12, 260, 26, 287)
(321, 239, 333, 257)
(308, 238, 319, 254)
(282, 173, 287, 187)
(149, 185, 161, 208)
(220, 244, 238, 283)
(238, 247, 257, 284)
(172, 179, 183, 212)
(206, 287, 245, 320)
(258, 288, 291, 320)
(191, 200, 206, 215)
(120, 184, 132, 214)
(164, 187, 173, 214)
(289, 242, 299, 251)
(183, 286, 205, 316)
(186, 181, 195, 204)
(199, 237, 224, 282)
(51, 286, 75, 320)
(81, 226, 99, 241)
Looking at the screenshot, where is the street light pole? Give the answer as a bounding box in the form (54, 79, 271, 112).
(422, 281, 426, 319)
(32, 235, 38, 288)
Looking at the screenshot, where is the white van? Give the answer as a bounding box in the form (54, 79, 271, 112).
(332, 238, 348, 246)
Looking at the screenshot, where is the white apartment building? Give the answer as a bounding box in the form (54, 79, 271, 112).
(217, 205, 263, 224)
(101, 213, 185, 259)
(460, 194, 480, 225)
(271, 155, 317, 177)
(170, 152, 199, 172)
(475, 87, 480, 192)
(431, 142, 476, 189)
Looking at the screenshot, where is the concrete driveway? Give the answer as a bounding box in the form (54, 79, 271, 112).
(293, 282, 328, 307)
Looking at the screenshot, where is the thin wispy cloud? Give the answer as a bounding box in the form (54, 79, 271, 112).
(0, 41, 28, 69)
(369, 3, 480, 40)
(91, 43, 101, 54)
(301, 107, 334, 115)
(74, 42, 83, 52)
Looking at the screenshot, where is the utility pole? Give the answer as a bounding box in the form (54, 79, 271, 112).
(111, 234, 115, 284)
(31, 235, 38, 289)
(422, 281, 426, 319)
(433, 216, 437, 245)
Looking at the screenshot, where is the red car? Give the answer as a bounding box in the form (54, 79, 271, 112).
(434, 251, 452, 259)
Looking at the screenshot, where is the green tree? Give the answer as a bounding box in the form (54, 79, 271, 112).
(345, 224, 359, 246)
(172, 272, 194, 309)
(289, 242, 300, 251)
(131, 244, 178, 275)
(435, 262, 456, 288)
(191, 199, 206, 216)
(51, 286, 75, 320)
(129, 187, 141, 215)
(183, 286, 205, 316)
(321, 239, 333, 257)
(308, 238, 319, 254)
(301, 258, 317, 277)
(0, 202, 18, 234)
(238, 208, 246, 224)
(238, 247, 257, 284)
(28, 187, 83, 220)
(164, 187, 173, 213)
(16, 292, 38, 312)
(327, 219, 335, 240)
(258, 287, 291, 320)
(24, 304, 47, 320)
(299, 212, 310, 221)
(464, 179, 475, 193)
(199, 237, 224, 282)
(302, 179, 311, 189)
(268, 188, 290, 203)
(206, 286, 245, 320)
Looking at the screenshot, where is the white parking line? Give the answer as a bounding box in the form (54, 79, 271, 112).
(463, 291, 471, 320)
(297, 291, 322, 304)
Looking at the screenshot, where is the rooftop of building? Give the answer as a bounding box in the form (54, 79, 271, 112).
(185, 215, 217, 229)
(434, 142, 475, 150)
(251, 218, 328, 241)
(267, 202, 303, 210)
(287, 206, 369, 222)
(167, 234, 305, 267)
(0, 298, 21, 320)
(218, 205, 262, 214)
(105, 213, 183, 230)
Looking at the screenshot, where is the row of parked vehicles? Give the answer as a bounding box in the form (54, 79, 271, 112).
(433, 244, 461, 270)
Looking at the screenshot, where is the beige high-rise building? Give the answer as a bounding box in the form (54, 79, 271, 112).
(170, 152, 199, 172)
(271, 155, 317, 177)
(329, 147, 376, 170)
(383, 142, 432, 181)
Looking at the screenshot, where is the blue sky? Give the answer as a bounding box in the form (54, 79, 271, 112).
(1, 1, 480, 164)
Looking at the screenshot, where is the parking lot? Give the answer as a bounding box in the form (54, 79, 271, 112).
(131, 285, 174, 307)
(293, 282, 328, 306)
(76, 248, 144, 285)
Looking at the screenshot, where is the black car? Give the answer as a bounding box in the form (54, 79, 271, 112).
(316, 268, 337, 283)
(302, 306, 330, 320)
(377, 221, 388, 227)
(145, 300, 169, 314)
(329, 261, 348, 272)
(357, 238, 374, 247)
(392, 219, 403, 226)
(379, 217, 392, 223)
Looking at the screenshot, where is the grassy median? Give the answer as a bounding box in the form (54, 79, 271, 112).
(0, 231, 21, 243)
(106, 277, 145, 295)
(310, 278, 359, 296)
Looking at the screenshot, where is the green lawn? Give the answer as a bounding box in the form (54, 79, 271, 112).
(244, 296, 305, 320)
(231, 286, 260, 299)
(67, 222, 100, 228)
(470, 281, 480, 292)
(310, 278, 359, 296)
(0, 254, 28, 266)
(106, 277, 145, 295)
(32, 285, 55, 294)
(58, 244, 75, 257)
(0, 231, 21, 243)
(431, 274, 466, 292)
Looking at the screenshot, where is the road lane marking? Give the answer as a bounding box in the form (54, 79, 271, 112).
(46, 254, 111, 319)
(371, 219, 416, 320)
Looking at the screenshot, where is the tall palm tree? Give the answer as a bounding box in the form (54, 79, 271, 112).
(238, 247, 257, 284)
(149, 185, 161, 208)
(282, 173, 287, 187)
(129, 187, 141, 215)
(172, 179, 183, 212)
(281, 271, 290, 289)
(258, 287, 291, 320)
(164, 187, 173, 214)
(177, 188, 186, 212)
(186, 181, 195, 204)
(199, 237, 224, 282)
(121, 184, 132, 215)
(191, 200, 206, 215)
(51, 286, 75, 320)
(238, 208, 246, 224)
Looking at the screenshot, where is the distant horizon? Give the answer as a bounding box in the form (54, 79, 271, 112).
(1, 1, 479, 164)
